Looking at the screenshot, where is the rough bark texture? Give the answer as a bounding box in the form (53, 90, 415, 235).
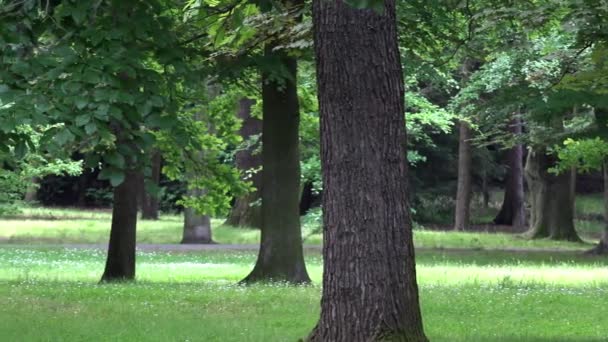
(241, 39, 310, 284)
(100, 168, 138, 282)
(141, 151, 161, 220)
(525, 148, 581, 241)
(587, 162, 608, 254)
(454, 121, 473, 231)
(308, 1, 427, 341)
(225, 98, 262, 229)
(494, 116, 526, 229)
(181, 189, 213, 244)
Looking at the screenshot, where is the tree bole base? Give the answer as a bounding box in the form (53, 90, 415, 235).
(585, 241, 608, 255)
(99, 275, 135, 284)
(239, 266, 311, 285)
(524, 227, 582, 242)
(180, 238, 216, 245)
(306, 325, 428, 342)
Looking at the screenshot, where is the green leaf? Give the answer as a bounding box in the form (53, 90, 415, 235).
(75, 114, 90, 126)
(54, 129, 75, 145)
(14, 141, 27, 159)
(104, 151, 126, 169)
(85, 123, 97, 135)
(99, 167, 125, 187)
(75, 99, 88, 110)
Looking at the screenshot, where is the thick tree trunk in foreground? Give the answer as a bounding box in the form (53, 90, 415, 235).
(454, 121, 472, 231)
(494, 116, 525, 229)
(181, 189, 213, 244)
(525, 148, 581, 241)
(308, 1, 427, 341)
(101, 169, 138, 282)
(141, 151, 161, 220)
(225, 98, 262, 229)
(241, 44, 310, 284)
(588, 162, 608, 254)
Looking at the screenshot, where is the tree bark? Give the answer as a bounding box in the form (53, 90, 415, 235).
(141, 151, 161, 220)
(525, 148, 581, 241)
(241, 39, 310, 284)
(481, 171, 490, 209)
(100, 168, 138, 282)
(23, 177, 38, 202)
(225, 98, 262, 229)
(181, 189, 213, 244)
(587, 162, 608, 254)
(454, 121, 473, 231)
(308, 1, 427, 341)
(494, 115, 526, 230)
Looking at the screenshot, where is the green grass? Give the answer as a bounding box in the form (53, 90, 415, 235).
(0, 206, 599, 250)
(1, 247, 607, 341)
(575, 193, 604, 219)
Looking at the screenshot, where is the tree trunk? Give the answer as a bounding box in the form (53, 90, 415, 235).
(454, 121, 472, 231)
(141, 151, 161, 220)
(241, 43, 310, 284)
(587, 162, 608, 254)
(181, 189, 213, 244)
(525, 148, 581, 241)
(481, 171, 490, 209)
(23, 177, 38, 202)
(225, 98, 262, 229)
(100, 168, 138, 282)
(308, 1, 427, 341)
(494, 115, 525, 230)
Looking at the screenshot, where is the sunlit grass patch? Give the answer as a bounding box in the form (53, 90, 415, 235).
(0, 247, 607, 341)
(1, 247, 606, 286)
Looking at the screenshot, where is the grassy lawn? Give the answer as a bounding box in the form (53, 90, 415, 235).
(1, 247, 607, 341)
(0, 206, 599, 250)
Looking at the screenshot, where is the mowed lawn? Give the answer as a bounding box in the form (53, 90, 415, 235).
(0, 206, 599, 250)
(1, 247, 607, 341)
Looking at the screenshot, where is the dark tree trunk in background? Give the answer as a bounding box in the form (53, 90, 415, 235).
(101, 169, 138, 282)
(225, 98, 262, 229)
(181, 189, 213, 244)
(494, 115, 525, 230)
(308, 0, 427, 340)
(23, 177, 38, 202)
(481, 171, 490, 209)
(525, 148, 581, 241)
(454, 121, 472, 231)
(241, 36, 310, 284)
(141, 151, 161, 220)
(588, 162, 608, 254)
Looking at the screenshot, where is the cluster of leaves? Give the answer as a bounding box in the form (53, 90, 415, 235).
(551, 137, 608, 174)
(0, 0, 248, 215)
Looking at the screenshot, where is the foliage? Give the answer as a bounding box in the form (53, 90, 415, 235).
(551, 137, 608, 174)
(0, 0, 248, 215)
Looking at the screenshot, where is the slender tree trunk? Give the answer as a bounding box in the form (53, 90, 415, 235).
(101, 168, 138, 282)
(525, 148, 581, 241)
(225, 98, 262, 229)
(23, 177, 38, 202)
(141, 151, 161, 220)
(308, 1, 427, 341)
(241, 38, 310, 283)
(481, 171, 490, 209)
(454, 121, 472, 231)
(181, 189, 213, 244)
(494, 115, 525, 230)
(587, 162, 608, 254)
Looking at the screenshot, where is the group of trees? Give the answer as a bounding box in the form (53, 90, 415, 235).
(2, 0, 608, 340)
